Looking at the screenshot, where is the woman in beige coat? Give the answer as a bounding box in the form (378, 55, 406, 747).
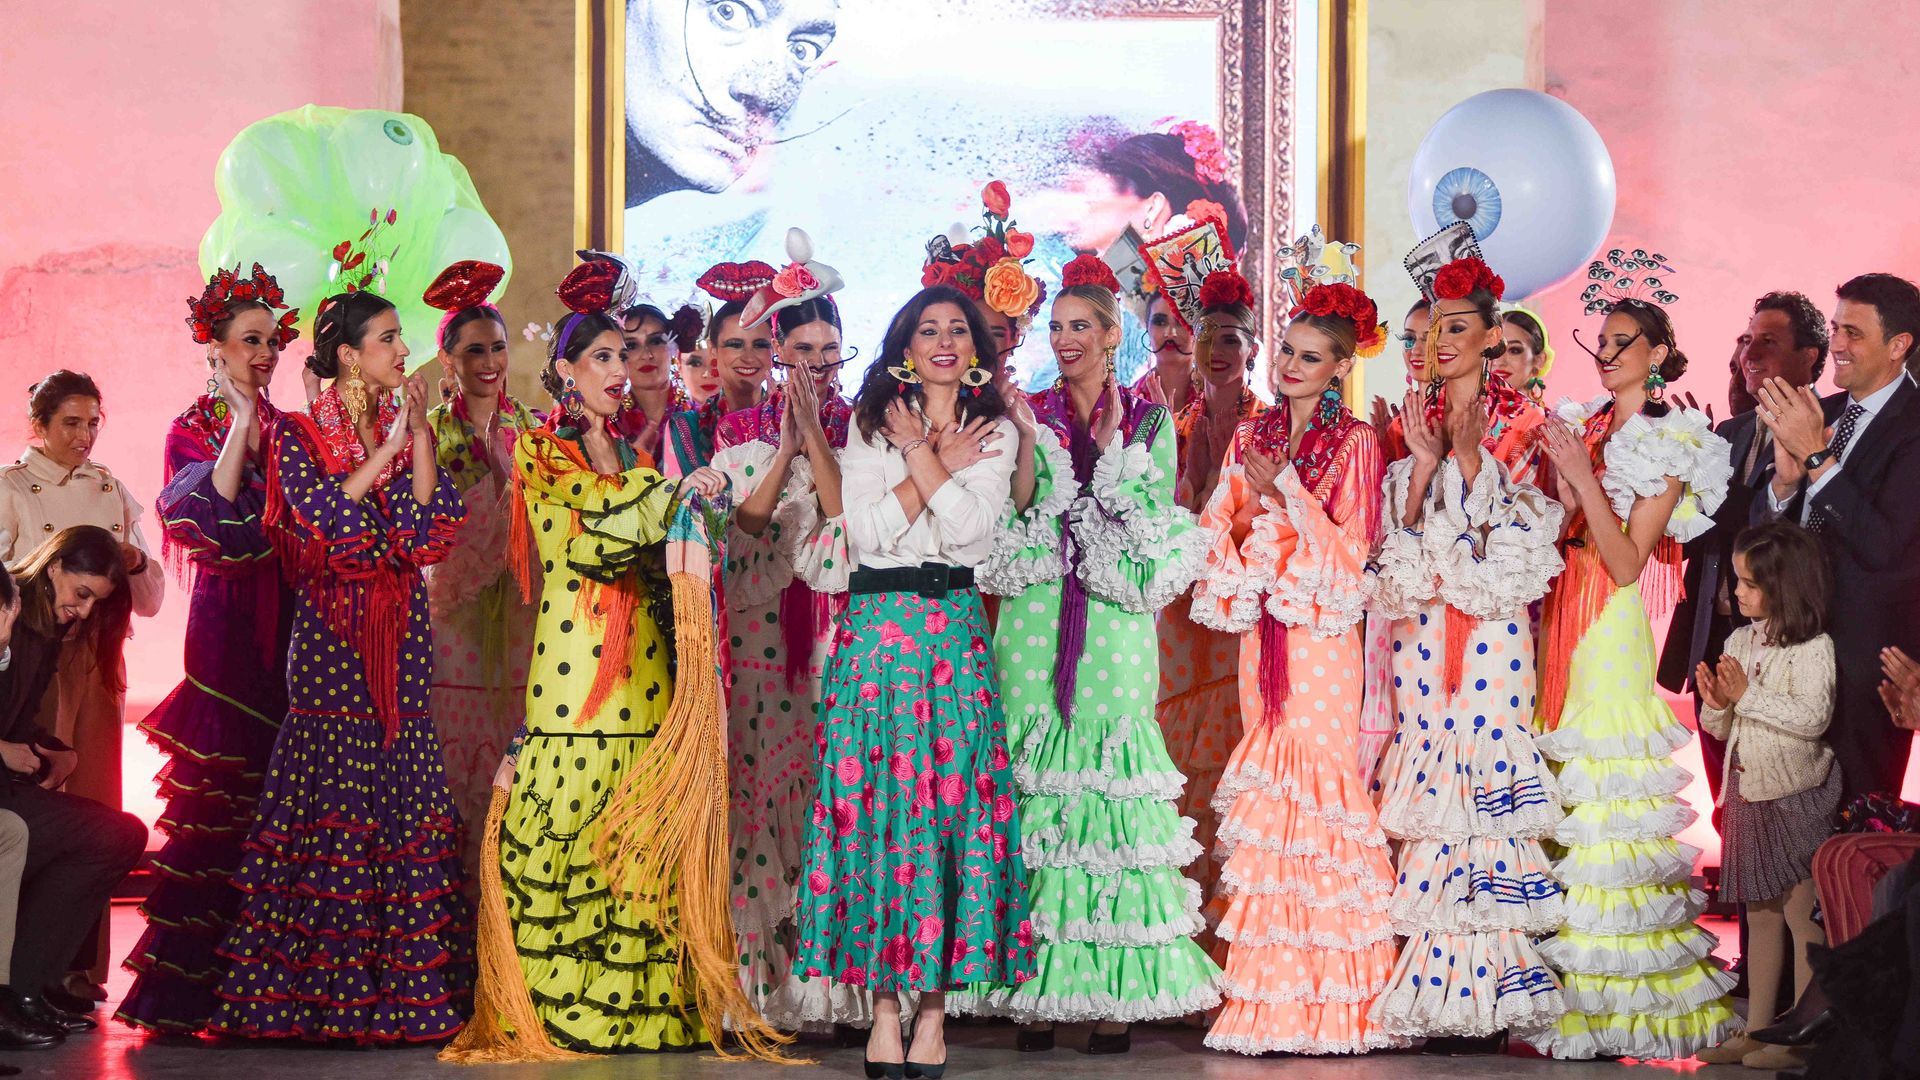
(0, 370, 164, 1003)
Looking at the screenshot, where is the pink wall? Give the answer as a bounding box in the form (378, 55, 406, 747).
(0, 3, 400, 832)
(1533, 1, 1920, 823)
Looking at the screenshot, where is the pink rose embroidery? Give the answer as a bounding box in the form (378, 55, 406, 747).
(925, 609, 949, 634)
(832, 797, 858, 835)
(859, 682, 881, 702)
(808, 869, 831, 895)
(990, 744, 1010, 771)
(882, 934, 913, 973)
(939, 775, 967, 806)
(892, 863, 918, 887)
(812, 799, 828, 826)
(949, 938, 972, 964)
(975, 773, 995, 799)
(992, 833, 1009, 861)
(842, 964, 868, 986)
(932, 658, 954, 686)
(993, 794, 1015, 822)
(914, 914, 944, 945)
(914, 770, 936, 808)
(879, 621, 908, 648)
(889, 752, 915, 782)
(912, 699, 933, 723)
(1014, 920, 1035, 949)
(836, 755, 864, 785)
(932, 736, 955, 765)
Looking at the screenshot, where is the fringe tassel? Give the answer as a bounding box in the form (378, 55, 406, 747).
(1257, 610, 1289, 726)
(592, 572, 803, 1064)
(1443, 604, 1475, 701)
(439, 788, 590, 1065)
(1535, 544, 1614, 731)
(779, 580, 816, 692)
(507, 457, 536, 605)
(577, 578, 638, 727)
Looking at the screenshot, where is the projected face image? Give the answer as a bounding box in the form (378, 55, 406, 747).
(625, 0, 840, 206)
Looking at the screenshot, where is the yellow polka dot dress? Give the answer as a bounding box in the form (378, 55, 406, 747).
(495, 424, 705, 1052)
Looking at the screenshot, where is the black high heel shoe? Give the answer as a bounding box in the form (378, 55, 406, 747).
(1085, 1026, 1132, 1055)
(905, 1061, 946, 1079)
(1016, 1026, 1056, 1052)
(864, 1058, 906, 1080)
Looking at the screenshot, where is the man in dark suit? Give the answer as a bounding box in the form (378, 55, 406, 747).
(1757, 273, 1920, 802)
(1661, 292, 1829, 808)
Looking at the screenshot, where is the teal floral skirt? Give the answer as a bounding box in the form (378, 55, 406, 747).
(791, 587, 1036, 993)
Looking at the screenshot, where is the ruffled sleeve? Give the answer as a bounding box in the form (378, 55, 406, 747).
(264, 415, 392, 583)
(779, 453, 852, 594)
(157, 423, 272, 570)
(1263, 426, 1383, 638)
(1068, 406, 1212, 613)
(711, 439, 798, 606)
(1373, 451, 1565, 620)
(979, 426, 1076, 596)
(515, 431, 682, 583)
(1191, 441, 1264, 632)
(1593, 405, 1733, 542)
(378, 463, 465, 569)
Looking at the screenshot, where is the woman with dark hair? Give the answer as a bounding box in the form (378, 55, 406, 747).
(1154, 268, 1266, 938)
(1131, 288, 1196, 414)
(418, 262, 542, 888)
(1366, 255, 1566, 1053)
(456, 258, 734, 1056)
(662, 274, 772, 476)
(0, 526, 147, 1039)
(708, 252, 864, 1027)
(1526, 294, 1740, 1060)
(0, 367, 164, 1005)
(115, 266, 301, 1035)
(959, 257, 1218, 1053)
(1498, 306, 1555, 402)
(615, 302, 705, 464)
(207, 288, 474, 1043)
(1051, 128, 1248, 256)
(791, 284, 1034, 1077)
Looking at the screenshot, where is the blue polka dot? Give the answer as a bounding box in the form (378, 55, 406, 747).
(1495, 861, 1508, 873)
(1419, 614, 1430, 626)
(1510, 659, 1523, 671)
(1507, 623, 1519, 635)
(1431, 946, 1443, 959)
(1475, 678, 1488, 691)
(1494, 760, 1508, 773)
(1490, 728, 1504, 741)
(1476, 642, 1489, 654)
(1460, 987, 1472, 997)
(1476, 965, 1488, 978)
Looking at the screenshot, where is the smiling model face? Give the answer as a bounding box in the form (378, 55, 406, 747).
(443, 315, 510, 401)
(1272, 321, 1351, 404)
(343, 308, 410, 391)
(1195, 313, 1255, 391)
(1400, 304, 1432, 381)
(1829, 298, 1908, 397)
(777, 318, 845, 393)
(908, 302, 976, 389)
(1048, 294, 1120, 388)
(678, 345, 723, 402)
(211, 306, 282, 394)
(1590, 309, 1661, 396)
(1495, 323, 1540, 386)
(624, 0, 840, 200)
(710, 313, 773, 398)
(1426, 304, 1501, 386)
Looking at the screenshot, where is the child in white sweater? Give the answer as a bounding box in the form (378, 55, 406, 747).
(1693, 522, 1839, 1068)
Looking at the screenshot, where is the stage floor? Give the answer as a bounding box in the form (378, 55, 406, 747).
(22, 908, 1756, 1079)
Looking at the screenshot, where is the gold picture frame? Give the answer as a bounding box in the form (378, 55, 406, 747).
(576, 0, 1325, 345)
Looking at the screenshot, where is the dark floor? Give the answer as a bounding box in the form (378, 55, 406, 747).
(15, 908, 1756, 1080)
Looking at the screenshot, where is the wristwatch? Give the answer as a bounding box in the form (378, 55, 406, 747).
(1802, 449, 1833, 471)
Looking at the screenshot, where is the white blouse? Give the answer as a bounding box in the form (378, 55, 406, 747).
(842, 416, 1018, 570)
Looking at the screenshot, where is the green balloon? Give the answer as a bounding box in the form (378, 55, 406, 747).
(201, 105, 512, 368)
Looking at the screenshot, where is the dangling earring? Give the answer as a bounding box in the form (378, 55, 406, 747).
(887, 358, 922, 384)
(562, 375, 585, 418)
(1644, 368, 1667, 402)
(1317, 383, 1344, 426)
(960, 354, 992, 390)
(1105, 346, 1118, 377)
(340, 359, 369, 421)
(438, 366, 455, 403)
(206, 358, 219, 397)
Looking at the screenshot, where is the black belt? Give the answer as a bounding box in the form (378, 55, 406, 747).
(850, 562, 975, 598)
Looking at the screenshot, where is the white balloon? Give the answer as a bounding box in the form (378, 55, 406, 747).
(1407, 89, 1616, 300)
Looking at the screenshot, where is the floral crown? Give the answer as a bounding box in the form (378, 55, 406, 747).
(1275, 226, 1387, 357)
(329, 208, 400, 295)
(668, 304, 706, 353)
(1432, 257, 1505, 302)
(1061, 253, 1122, 295)
(1161, 118, 1230, 184)
(741, 227, 844, 330)
(187, 263, 299, 348)
(922, 180, 1047, 321)
(1198, 268, 1255, 310)
(1579, 247, 1679, 315)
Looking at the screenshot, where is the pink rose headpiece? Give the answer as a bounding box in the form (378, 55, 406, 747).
(741, 227, 844, 330)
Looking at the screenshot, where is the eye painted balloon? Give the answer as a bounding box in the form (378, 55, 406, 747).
(200, 105, 513, 367)
(1408, 89, 1616, 300)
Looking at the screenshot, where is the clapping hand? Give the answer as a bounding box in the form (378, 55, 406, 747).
(1881, 647, 1920, 731)
(1401, 391, 1444, 467)
(1696, 653, 1750, 710)
(1539, 417, 1596, 492)
(1369, 395, 1400, 442)
(1757, 376, 1828, 491)
(1090, 368, 1123, 449)
(1243, 448, 1282, 501)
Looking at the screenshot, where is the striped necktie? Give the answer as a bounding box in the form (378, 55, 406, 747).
(1807, 402, 1867, 532)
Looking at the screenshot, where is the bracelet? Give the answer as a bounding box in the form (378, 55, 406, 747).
(900, 438, 929, 456)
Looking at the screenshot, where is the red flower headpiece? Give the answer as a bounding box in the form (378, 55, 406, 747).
(668, 304, 706, 353)
(1431, 256, 1505, 302)
(696, 260, 777, 303)
(423, 260, 505, 312)
(186, 263, 300, 348)
(1198, 268, 1255, 311)
(921, 181, 1047, 320)
(1162, 119, 1231, 184)
(1291, 281, 1384, 351)
(1061, 253, 1121, 295)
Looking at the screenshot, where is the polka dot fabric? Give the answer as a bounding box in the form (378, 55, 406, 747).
(791, 589, 1036, 994)
(495, 428, 706, 1052)
(209, 419, 473, 1044)
(953, 415, 1222, 1024)
(1195, 425, 1402, 1055)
